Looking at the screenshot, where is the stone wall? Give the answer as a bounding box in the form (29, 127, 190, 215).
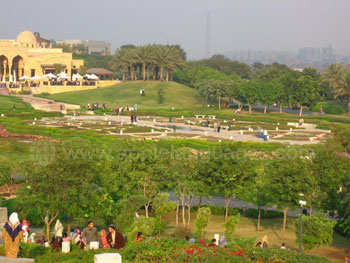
(0, 257, 34, 263)
(0, 207, 8, 241)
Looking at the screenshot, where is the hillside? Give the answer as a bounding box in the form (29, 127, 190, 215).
(38, 81, 203, 109)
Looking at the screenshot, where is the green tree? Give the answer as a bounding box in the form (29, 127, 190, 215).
(153, 192, 177, 223)
(295, 212, 336, 250)
(237, 80, 259, 113)
(53, 63, 65, 74)
(202, 144, 256, 221)
(292, 75, 320, 116)
(266, 155, 313, 236)
(194, 207, 211, 237)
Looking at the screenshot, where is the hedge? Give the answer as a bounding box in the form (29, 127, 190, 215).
(3, 237, 331, 263)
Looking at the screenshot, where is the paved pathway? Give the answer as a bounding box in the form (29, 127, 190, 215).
(63, 115, 325, 145)
(16, 95, 80, 113)
(168, 192, 301, 217)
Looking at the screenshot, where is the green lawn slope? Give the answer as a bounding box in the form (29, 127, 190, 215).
(38, 81, 203, 109)
(0, 95, 32, 112)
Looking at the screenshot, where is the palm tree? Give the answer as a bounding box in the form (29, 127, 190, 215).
(135, 45, 155, 81)
(324, 64, 350, 112)
(109, 49, 129, 81)
(165, 47, 186, 81)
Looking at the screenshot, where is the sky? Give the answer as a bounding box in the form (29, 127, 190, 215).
(1, 0, 349, 60)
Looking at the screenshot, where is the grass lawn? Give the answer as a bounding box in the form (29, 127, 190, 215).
(37, 81, 203, 109)
(0, 95, 32, 112)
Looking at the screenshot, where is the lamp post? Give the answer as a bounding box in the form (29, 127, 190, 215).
(298, 199, 306, 253)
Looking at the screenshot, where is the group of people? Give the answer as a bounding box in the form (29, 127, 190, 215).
(51, 220, 128, 251)
(213, 121, 222, 133)
(185, 236, 227, 248)
(115, 105, 136, 115)
(1, 213, 136, 258)
(130, 114, 138, 123)
(87, 102, 108, 111)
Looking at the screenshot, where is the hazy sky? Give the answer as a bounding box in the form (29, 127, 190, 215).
(1, 0, 349, 59)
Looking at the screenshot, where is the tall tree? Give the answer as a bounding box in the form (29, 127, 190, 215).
(201, 144, 256, 222)
(265, 154, 312, 237)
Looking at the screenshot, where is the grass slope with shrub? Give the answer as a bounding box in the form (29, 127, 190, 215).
(37, 81, 203, 109)
(0, 95, 61, 119)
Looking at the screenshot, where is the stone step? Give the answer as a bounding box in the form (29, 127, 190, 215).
(0, 257, 34, 263)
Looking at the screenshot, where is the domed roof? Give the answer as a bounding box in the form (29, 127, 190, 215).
(16, 31, 37, 47)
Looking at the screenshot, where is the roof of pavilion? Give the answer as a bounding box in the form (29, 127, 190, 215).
(86, 68, 114, 76)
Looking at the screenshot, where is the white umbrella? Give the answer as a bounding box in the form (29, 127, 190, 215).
(19, 75, 29, 81)
(31, 75, 42, 80)
(72, 73, 83, 81)
(58, 72, 68, 79)
(87, 74, 99, 80)
(44, 73, 57, 79)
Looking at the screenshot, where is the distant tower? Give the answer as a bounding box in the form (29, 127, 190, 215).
(205, 12, 211, 58)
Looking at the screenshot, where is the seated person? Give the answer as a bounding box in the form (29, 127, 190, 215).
(107, 225, 125, 249)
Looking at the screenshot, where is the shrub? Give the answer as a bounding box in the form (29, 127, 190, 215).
(223, 214, 241, 240)
(194, 207, 211, 237)
(295, 212, 336, 250)
(311, 102, 345, 115)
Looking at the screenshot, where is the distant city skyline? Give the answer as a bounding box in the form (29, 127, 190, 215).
(1, 0, 349, 60)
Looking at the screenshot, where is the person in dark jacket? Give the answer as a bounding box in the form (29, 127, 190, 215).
(106, 224, 125, 249)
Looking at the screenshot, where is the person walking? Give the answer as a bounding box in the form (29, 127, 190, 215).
(1, 212, 23, 258)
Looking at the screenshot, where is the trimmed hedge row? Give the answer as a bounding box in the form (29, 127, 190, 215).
(10, 237, 331, 263)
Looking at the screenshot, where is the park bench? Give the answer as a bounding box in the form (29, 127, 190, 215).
(208, 115, 216, 119)
(195, 115, 206, 118)
(221, 125, 230, 131)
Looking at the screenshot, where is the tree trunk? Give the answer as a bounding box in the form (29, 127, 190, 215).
(176, 200, 179, 226)
(182, 198, 186, 226)
(160, 66, 164, 81)
(146, 66, 150, 81)
(264, 105, 268, 114)
(248, 104, 252, 114)
(204, 93, 209, 107)
(67, 221, 72, 236)
(198, 196, 202, 208)
(218, 96, 221, 110)
(145, 204, 149, 218)
(46, 222, 51, 241)
(224, 198, 231, 222)
(283, 206, 288, 237)
(257, 207, 261, 231)
(279, 103, 283, 114)
(187, 204, 191, 225)
(142, 63, 146, 81)
(166, 69, 169, 81)
(299, 105, 303, 117)
(309, 205, 313, 218)
(122, 69, 126, 82)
